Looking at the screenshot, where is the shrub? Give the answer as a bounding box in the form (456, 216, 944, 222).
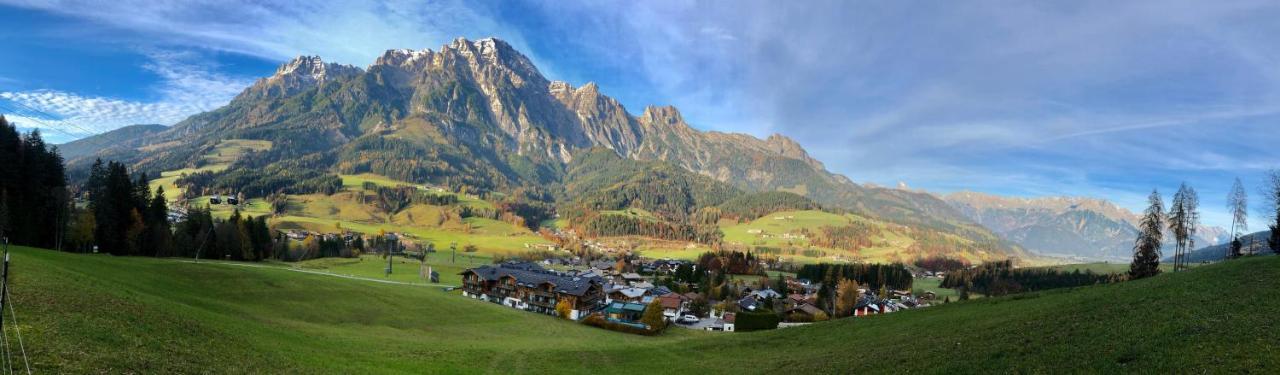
(555, 299, 573, 319)
(582, 314, 662, 336)
(735, 310, 781, 332)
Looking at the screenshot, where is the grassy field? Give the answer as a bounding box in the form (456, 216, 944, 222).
(149, 139, 273, 202)
(718, 210, 988, 265)
(1045, 262, 1185, 274)
(292, 252, 491, 286)
(339, 173, 493, 210)
(187, 176, 551, 255)
(9, 246, 1279, 373)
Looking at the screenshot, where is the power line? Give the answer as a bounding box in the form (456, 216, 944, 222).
(0, 101, 116, 152)
(2, 98, 112, 135)
(6, 287, 30, 375)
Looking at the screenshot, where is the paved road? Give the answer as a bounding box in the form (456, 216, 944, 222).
(671, 317, 717, 330)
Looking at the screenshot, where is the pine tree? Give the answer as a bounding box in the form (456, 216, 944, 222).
(1129, 190, 1164, 279)
(146, 187, 172, 257)
(0, 190, 8, 240)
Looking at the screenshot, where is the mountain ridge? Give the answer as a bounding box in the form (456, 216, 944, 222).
(61, 37, 1024, 260)
(945, 191, 1227, 261)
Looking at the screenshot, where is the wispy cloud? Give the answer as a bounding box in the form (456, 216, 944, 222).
(1, 50, 253, 138)
(0, 0, 538, 66)
(5, 0, 1280, 229)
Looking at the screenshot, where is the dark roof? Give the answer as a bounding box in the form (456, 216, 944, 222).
(605, 301, 648, 313)
(787, 303, 823, 316)
(461, 262, 603, 297)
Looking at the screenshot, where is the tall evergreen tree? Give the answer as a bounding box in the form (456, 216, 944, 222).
(0, 190, 8, 240)
(1226, 178, 1248, 259)
(1129, 190, 1164, 280)
(146, 187, 173, 257)
(0, 117, 68, 248)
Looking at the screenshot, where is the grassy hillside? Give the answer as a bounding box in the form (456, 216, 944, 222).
(713, 210, 1001, 264)
(9, 246, 1278, 373)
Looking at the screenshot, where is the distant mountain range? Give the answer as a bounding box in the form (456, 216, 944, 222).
(60, 37, 1026, 261)
(1174, 230, 1274, 263)
(945, 191, 1227, 261)
(58, 124, 167, 160)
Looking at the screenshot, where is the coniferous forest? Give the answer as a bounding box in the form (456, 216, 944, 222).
(0, 116, 67, 249)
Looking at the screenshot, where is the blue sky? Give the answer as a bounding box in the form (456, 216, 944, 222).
(1, 0, 1278, 231)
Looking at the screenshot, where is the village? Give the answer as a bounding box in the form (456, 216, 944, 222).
(458, 255, 942, 334)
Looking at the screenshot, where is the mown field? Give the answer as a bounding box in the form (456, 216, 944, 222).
(8, 246, 1278, 373)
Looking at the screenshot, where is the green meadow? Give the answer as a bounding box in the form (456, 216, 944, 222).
(9, 246, 1278, 373)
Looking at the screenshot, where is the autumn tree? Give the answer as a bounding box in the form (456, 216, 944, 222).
(1129, 190, 1164, 280)
(834, 279, 860, 317)
(641, 299, 666, 331)
(1227, 178, 1248, 259)
(555, 299, 573, 319)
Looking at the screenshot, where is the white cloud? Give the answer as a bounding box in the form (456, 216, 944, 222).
(0, 0, 539, 67)
(0, 50, 253, 139)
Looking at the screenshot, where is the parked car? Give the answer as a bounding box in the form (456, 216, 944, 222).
(679, 315, 700, 324)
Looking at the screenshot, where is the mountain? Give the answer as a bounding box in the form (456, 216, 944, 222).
(1175, 230, 1274, 263)
(945, 191, 1226, 261)
(57, 124, 167, 160)
(63, 37, 1023, 260)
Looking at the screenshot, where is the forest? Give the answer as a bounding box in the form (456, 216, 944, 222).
(0, 116, 66, 249)
(940, 260, 1122, 296)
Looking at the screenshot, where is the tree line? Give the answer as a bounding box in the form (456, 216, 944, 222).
(0, 117, 67, 249)
(1129, 174, 1280, 281)
(940, 260, 1122, 296)
(581, 213, 724, 245)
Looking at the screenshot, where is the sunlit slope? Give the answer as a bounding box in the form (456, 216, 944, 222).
(11, 247, 1278, 373)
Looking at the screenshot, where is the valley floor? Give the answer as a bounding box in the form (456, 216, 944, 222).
(6, 247, 1279, 373)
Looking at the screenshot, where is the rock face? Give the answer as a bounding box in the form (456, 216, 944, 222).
(945, 191, 1227, 261)
(238, 56, 363, 100)
(67, 37, 1017, 257)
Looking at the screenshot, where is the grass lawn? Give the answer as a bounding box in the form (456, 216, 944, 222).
(7, 246, 1279, 373)
(912, 276, 969, 300)
(292, 252, 490, 286)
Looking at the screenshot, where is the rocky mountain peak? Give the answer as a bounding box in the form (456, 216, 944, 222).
(764, 134, 823, 168)
(639, 105, 686, 128)
(236, 56, 361, 101)
(439, 37, 542, 83)
(373, 48, 434, 68)
(274, 55, 360, 81)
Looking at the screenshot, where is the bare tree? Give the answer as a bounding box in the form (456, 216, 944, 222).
(1264, 170, 1280, 255)
(1167, 183, 1199, 271)
(1227, 178, 1248, 259)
